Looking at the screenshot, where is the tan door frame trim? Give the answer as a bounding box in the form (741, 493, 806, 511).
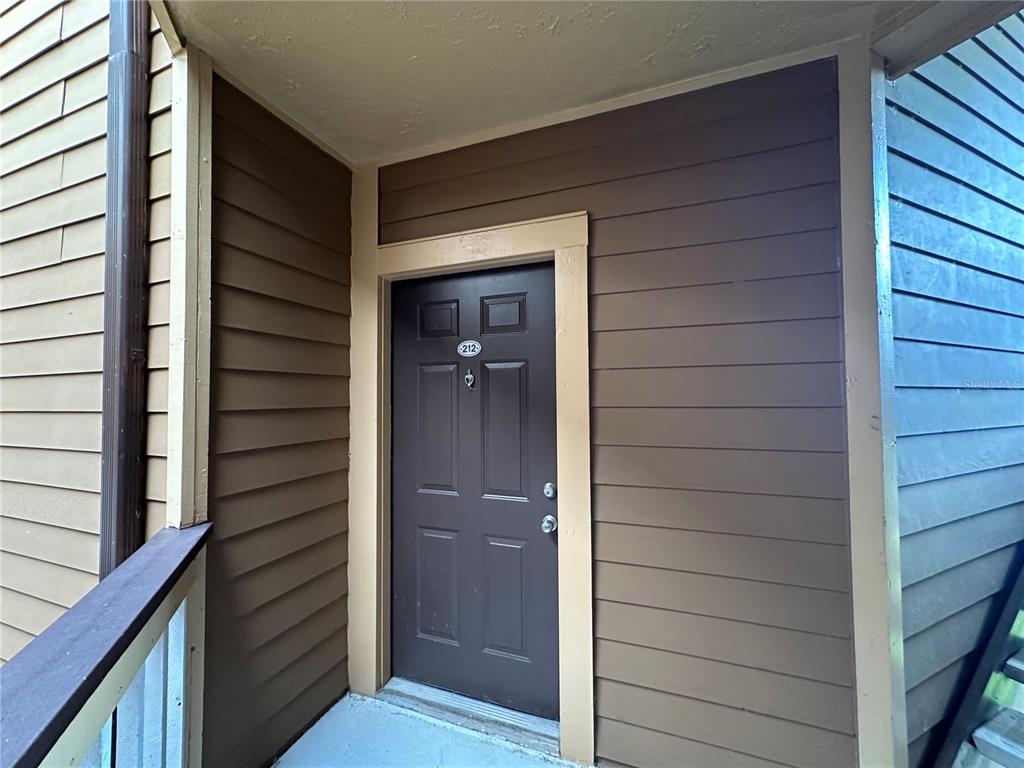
(349, 167, 593, 763)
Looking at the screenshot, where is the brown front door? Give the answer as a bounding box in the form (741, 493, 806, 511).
(391, 263, 559, 719)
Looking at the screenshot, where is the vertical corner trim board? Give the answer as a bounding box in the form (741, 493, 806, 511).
(203, 75, 353, 768)
(888, 15, 1024, 768)
(380, 58, 856, 768)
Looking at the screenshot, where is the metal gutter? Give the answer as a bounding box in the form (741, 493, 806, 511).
(100, 0, 152, 577)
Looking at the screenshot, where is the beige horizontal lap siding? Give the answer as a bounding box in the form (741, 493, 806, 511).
(145, 20, 171, 540)
(888, 16, 1024, 768)
(381, 59, 854, 768)
(0, 0, 108, 665)
(205, 76, 352, 768)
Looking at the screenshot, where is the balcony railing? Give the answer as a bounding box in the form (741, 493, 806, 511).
(0, 524, 212, 768)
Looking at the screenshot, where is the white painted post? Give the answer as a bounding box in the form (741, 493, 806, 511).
(166, 46, 213, 531)
(838, 38, 908, 768)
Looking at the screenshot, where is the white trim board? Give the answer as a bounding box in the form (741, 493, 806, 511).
(166, 45, 212, 531)
(837, 38, 908, 768)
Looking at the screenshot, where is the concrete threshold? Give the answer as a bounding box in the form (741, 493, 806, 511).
(275, 691, 578, 767)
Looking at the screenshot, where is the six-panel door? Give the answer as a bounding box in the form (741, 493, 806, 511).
(391, 263, 559, 719)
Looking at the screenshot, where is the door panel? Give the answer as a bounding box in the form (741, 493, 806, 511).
(392, 263, 558, 719)
(419, 299, 460, 337)
(416, 528, 459, 644)
(482, 293, 528, 334)
(482, 361, 527, 499)
(417, 364, 459, 494)
(483, 536, 527, 658)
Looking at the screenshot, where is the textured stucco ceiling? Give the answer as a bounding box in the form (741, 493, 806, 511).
(168, 1, 913, 164)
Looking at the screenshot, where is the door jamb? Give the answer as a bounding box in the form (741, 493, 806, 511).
(348, 199, 594, 764)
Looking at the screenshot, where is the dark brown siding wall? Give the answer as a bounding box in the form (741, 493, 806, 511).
(206, 78, 352, 767)
(888, 15, 1024, 768)
(381, 60, 856, 768)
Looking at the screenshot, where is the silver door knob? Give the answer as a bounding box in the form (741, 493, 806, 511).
(541, 515, 558, 534)
(543, 482, 556, 499)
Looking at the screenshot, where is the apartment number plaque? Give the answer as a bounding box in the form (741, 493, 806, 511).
(457, 340, 482, 357)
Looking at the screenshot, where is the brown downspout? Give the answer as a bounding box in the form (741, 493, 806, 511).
(99, 0, 152, 577)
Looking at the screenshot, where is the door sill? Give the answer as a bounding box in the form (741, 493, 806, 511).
(378, 677, 560, 757)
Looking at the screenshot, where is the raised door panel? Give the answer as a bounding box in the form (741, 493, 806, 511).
(419, 299, 459, 338)
(417, 363, 458, 494)
(482, 361, 527, 499)
(417, 527, 459, 644)
(483, 535, 527, 659)
(482, 293, 527, 334)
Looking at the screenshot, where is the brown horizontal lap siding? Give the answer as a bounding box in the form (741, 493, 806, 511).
(380, 58, 853, 768)
(206, 76, 352, 768)
(888, 15, 1024, 768)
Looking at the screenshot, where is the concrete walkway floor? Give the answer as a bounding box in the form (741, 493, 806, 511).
(275, 693, 578, 768)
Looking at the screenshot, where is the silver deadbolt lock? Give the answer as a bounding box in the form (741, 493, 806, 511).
(543, 482, 556, 499)
(541, 514, 558, 534)
(464, 369, 475, 390)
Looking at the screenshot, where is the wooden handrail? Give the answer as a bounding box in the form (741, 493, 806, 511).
(0, 524, 211, 768)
